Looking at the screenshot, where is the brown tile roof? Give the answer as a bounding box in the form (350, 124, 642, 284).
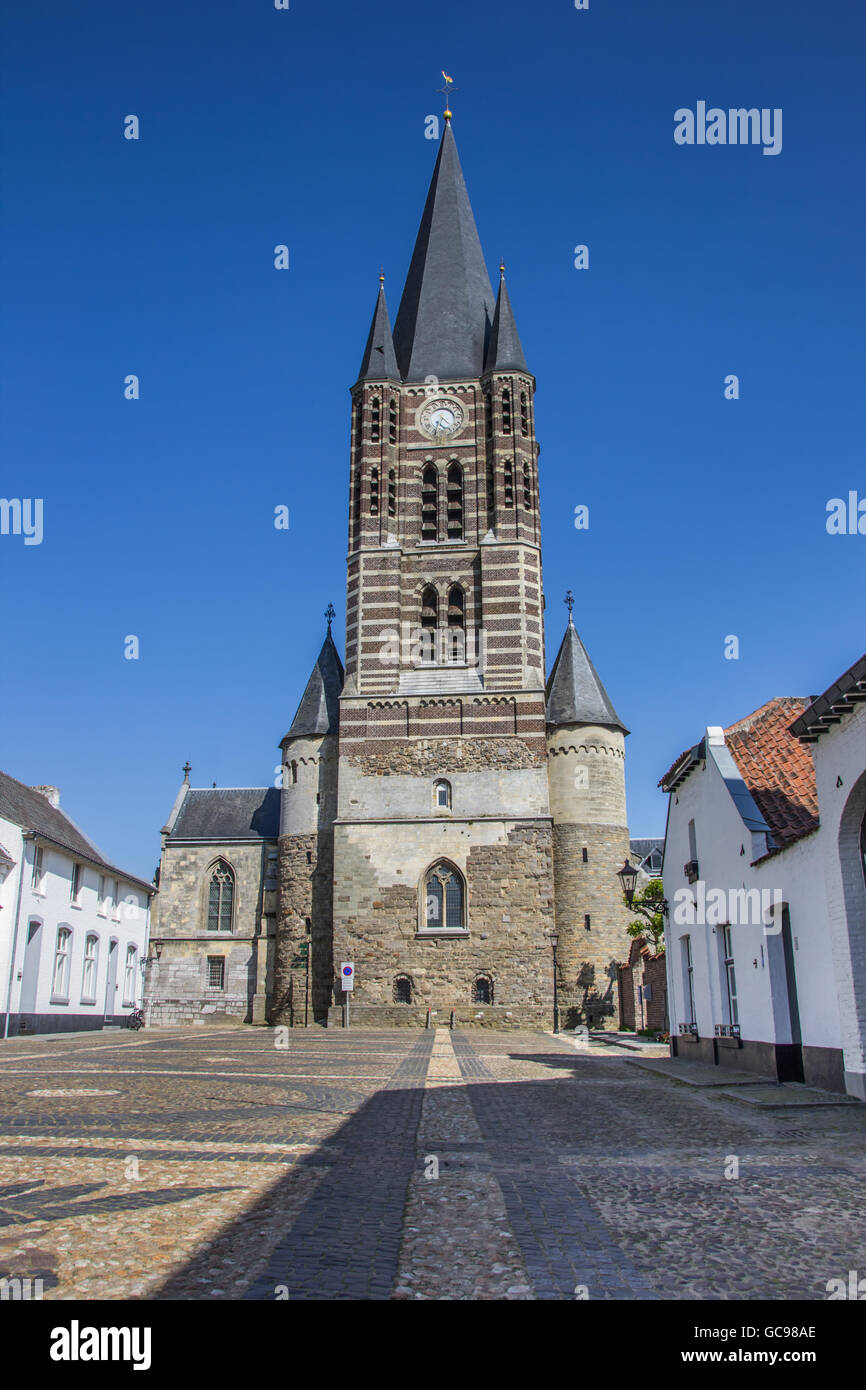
(724, 698, 819, 849)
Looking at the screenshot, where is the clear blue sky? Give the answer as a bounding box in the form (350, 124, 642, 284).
(2, 0, 864, 879)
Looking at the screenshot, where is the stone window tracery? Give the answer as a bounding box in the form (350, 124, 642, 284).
(206, 861, 235, 934)
(423, 861, 465, 931)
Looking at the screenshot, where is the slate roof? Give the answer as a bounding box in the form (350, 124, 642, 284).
(0, 768, 155, 893)
(484, 269, 528, 373)
(725, 698, 819, 850)
(357, 281, 400, 382)
(392, 120, 496, 383)
(168, 787, 280, 842)
(789, 652, 866, 743)
(285, 629, 344, 740)
(546, 618, 627, 733)
(630, 837, 664, 860)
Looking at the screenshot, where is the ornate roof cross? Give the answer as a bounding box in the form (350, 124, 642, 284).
(564, 589, 575, 618)
(438, 70, 456, 120)
(325, 602, 336, 632)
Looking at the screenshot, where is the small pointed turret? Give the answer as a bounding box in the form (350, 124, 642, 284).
(393, 120, 496, 382)
(546, 610, 627, 733)
(484, 264, 528, 373)
(357, 276, 400, 382)
(285, 625, 344, 740)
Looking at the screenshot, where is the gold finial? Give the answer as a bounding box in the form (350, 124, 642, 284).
(439, 70, 455, 122)
(379, 268, 385, 285)
(499, 260, 506, 277)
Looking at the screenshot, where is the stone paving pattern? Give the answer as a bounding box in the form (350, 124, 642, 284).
(0, 1025, 863, 1300)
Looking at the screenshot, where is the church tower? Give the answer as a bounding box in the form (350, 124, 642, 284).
(329, 114, 556, 1025)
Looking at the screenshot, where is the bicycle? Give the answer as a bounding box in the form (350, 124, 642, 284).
(126, 1007, 146, 1031)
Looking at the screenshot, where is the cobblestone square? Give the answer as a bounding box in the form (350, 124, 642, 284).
(0, 1027, 863, 1300)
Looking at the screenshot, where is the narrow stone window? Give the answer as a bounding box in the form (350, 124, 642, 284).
(206, 861, 235, 934)
(370, 465, 379, 516)
(291, 761, 298, 785)
(421, 466, 438, 541)
(389, 398, 397, 443)
(207, 956, 226, 989)
(446, 462, 463, 539)
(486, 458, 496, 523)
(520, 391, 529, 437)
(472, 975, 493, 1005)
(388, 468, 396, 517)
(584, 914, 591, 930)
(504, 456, 514, 507)
(502, 388, 511, 435)
(306, 850, 312, 865)
(371, 396, 380, 442)
(582, 847, 588, 863)
(424, 861, 465, 930)
(434, 779, 451, 810)
(393, 975, 413, 1004)
(484, 390, 493, 437)
(446, 585, 465, 663)
(522, 459, 532, 511)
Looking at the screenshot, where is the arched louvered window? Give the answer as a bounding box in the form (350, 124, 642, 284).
(446, 585, 465, 662)
(520, 392, 529, 437)
(486, 459, 496, 523)
(370, 465, 379, 516)
(484, 390, 493, 438)
(424, 861, 465, 931)
(473, 975, 493, 1005)
(393, 975, 413, 1004)
(504, 456, 514, 507)
(446, 463, 463, 539)
(388, 469, 396, 517)
(206, 861, 235, 934)
(502, 388, 512, 435)
(389, 399, 398, 443)
(523, 459, 532, 511)
(353, 467, 362, 539)
(370, 396, 380, 442)
(421, 466, 438, 541)
(420, 585, 438, 629)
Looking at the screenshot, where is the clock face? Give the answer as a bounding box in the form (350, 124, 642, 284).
(418, 397, 465, 440)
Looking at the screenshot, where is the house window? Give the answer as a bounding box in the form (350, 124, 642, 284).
(111, 881, 120, 919)
(472, 975, 493, 1004)
(434, 779, 451, 810)
(393, 975, 412, 1004)
(681, 935, 696, 1026)
(424, 861, 465, 930)
(123, 945, 137, 1006)
(81, 933, 98, 1003)
(52, 927, 72, 1000)
(207, 956, 226, 989)
(206, 861, 235, 933)
(70, 862, 82, 903)
(421, 466, 438, 541)
(31, 846, 44, 891)
(97, 875, 107, 915)
(446, 463, 463, 539)
(722, 924, 738, 1026)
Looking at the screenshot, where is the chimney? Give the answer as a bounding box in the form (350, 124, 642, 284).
(32, 785, 61, 808)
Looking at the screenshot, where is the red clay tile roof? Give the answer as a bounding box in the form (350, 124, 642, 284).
(725, 698, 819, 849)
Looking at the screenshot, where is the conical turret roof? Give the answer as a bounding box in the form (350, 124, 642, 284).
(392, 120, 496, 383)
(357, 280, 400, 382)
(546, 616, 627, 733)
(484, 267, 528, 373)
(284, 628, 344, 741)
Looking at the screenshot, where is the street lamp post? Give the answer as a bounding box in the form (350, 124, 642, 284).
(617, 858, 639, 907)
(550, 930, 560, 1034)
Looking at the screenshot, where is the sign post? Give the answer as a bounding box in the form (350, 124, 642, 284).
(341, 962, 354, 1028)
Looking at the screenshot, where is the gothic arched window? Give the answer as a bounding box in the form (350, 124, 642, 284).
(446, 585, 465, 662)
(393, 975, 413, 1004)
(446, 463, 463, 539)
(370, 396, 380, 442)
(472, 975, 493, 1005)
(421, 466, 438, 541)
(389, 398, 397, 443)
(504, 456, 514, 507)
(502, 388, 512, 435)
(423, 861, 465, 931)
(522, 459, 532, 511)
(369, 465, 379, 516)
(206, 861, 235, 934)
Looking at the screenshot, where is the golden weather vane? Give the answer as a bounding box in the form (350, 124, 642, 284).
(438, 70, 456, 120)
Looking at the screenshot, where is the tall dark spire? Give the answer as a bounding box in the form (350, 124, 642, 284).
(357, 277, 400, 382)
(284, 626, 345, 740)
(546, 613, 628, 733)
(392, 121, 496, 383)
(484, 264, 528, 373)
